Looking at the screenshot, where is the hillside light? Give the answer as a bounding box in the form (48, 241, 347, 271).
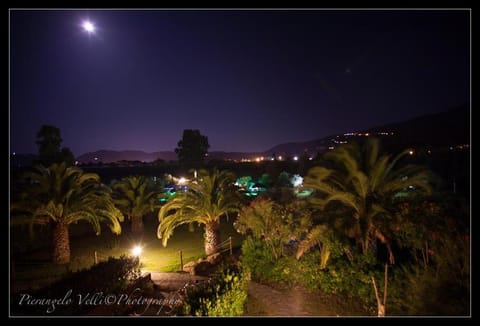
(408, 150, 414, 155)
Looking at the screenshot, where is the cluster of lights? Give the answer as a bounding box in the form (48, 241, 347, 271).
(343, 131, 394, 137)
(245, 155, 305, 162)
(455, 144, 470, 150)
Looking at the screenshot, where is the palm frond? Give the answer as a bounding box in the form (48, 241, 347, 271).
(157, 169, 239, 248)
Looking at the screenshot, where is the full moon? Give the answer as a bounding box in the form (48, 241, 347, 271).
(82, 21, 95, 34)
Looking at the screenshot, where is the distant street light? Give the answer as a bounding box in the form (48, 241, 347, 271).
(131, 246, 143, 257)
(178, 177, 187, 185)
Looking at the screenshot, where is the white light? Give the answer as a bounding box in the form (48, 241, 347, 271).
(131, 246, 143, 257)
(178, 177, 187, 185)
(293, 156, 298, 161)
(82, 21, 95, 34)
(291, 174, 303, 187)
(408, 150, 414, 155)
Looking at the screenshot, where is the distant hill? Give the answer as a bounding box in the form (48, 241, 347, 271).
(76, 150, 263, 164)
(263, 138, 333, 157)
(208, 151, 263, 161)
(366, 104, 470, 149)
(264, 103, 470, 157)
(51, 103, 473, 164)
(77, 150, 177, 164)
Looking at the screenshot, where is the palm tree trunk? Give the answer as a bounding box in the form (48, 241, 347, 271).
(131, 216, 144, 234)
(375, 229, 395, 264)
(52, 222, 70, 264)
(205, 221, 220, 255)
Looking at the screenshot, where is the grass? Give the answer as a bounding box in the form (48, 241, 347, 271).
(11, 215, 243, 289)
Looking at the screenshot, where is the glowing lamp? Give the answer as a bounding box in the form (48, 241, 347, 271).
(178, 177, 187, 185)
(131, 246, 143, 257)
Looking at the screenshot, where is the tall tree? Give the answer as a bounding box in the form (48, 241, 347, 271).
(304, 138, 432, 264)
(175, 129, 210, 166)
(11, 162, 123, 264)
(157, 169, 239, 255)
(112, 176, 160, 235)
(36, 125, 74, 166)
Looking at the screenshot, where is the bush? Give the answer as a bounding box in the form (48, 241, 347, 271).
(240, 237, 277, 282)
(183, 264, 250, 316)
(242, 236, 379, 312)
(11, 256, 141, 316)
(387, 233, 470, 316)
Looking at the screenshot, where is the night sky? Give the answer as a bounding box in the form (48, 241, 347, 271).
(10, 9, 470, 156)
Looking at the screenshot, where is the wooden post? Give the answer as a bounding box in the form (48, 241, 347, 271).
(94, 251, 98, 265)
(179, 250, 183, 272)
(371, 276, 385, 317)
(229, 236, 233, 256)
(383, 263, 388, 314)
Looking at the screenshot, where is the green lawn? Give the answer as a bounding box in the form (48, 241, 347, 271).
(11, 215, 243, 288)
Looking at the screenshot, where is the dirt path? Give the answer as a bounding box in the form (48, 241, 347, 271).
(246, 281, 309, 316)
(145, 271, 208, 291)
(246, 281, 371, 317)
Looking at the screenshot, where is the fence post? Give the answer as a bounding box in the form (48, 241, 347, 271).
(94, 251, 98, 265)
(179, 250, 183, 272)
(229, 236, 233, 256)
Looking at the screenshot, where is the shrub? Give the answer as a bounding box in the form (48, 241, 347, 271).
(183, 264, 250, 316)
(11, 256, 141, 316)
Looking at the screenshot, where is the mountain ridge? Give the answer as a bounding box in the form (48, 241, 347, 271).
(13, 103, 469, 165)
(75, 103, 471, 163)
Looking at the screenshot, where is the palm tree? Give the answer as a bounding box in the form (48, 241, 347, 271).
(296, 224, 334, 269)
(11, 162, 123, 264)
(304, 138, 432, 264)
(157, 169, 239, 255)
(112, 176, 160, 235)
